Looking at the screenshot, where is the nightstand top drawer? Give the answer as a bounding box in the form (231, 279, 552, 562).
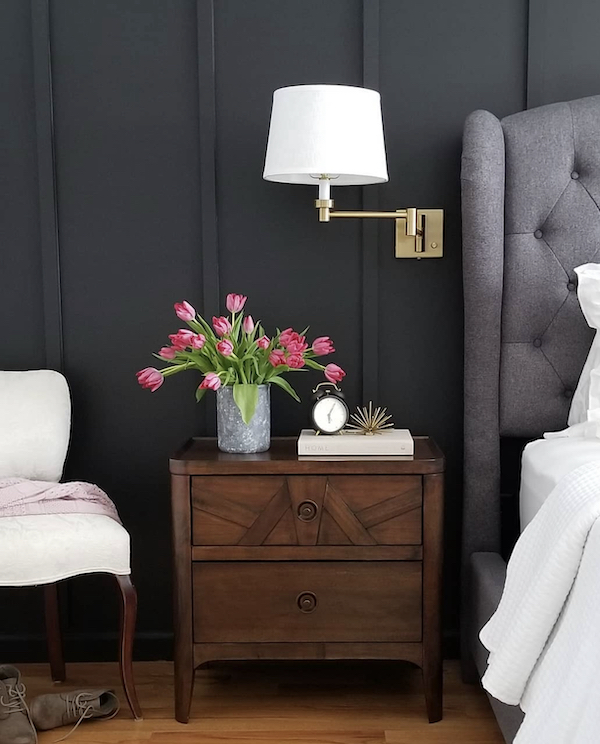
(171, 436, 444, 475)
(191, 475, 422, 547)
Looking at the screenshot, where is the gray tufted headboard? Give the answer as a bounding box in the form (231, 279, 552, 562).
(462, 94, 600, 572)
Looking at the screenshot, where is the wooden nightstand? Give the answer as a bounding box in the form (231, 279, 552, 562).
(170, 437, 444, 723)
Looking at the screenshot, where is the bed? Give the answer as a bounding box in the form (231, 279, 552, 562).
(461, 94, 600, 742)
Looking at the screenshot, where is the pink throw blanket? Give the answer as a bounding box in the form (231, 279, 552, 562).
(0, 478, 121, 523)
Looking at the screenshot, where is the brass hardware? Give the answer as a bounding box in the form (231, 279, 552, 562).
(315, 200, 443, 258)
(315, 198, 334, 222)
(406, 207, 417, 237)
(316, 199, 408, 221)
(297, 591, 318, 613)
(395, 209, 444, 258)
(297, 500, 319, 522)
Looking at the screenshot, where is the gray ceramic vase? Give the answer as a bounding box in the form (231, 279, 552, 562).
(216, 384, 271, 454)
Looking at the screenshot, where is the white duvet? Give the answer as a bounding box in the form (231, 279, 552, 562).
(480, 460, 600, 743)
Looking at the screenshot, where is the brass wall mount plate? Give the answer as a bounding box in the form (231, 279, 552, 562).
(395, 209, 444, 258)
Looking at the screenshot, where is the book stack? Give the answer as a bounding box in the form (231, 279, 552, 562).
(297, 428, 414, 457)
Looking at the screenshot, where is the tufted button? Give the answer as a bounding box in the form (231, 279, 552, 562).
(571, 171, 580, 180)
(534, 229, 543, 239)
(567, 281, 576, 291)
(564, 389, 574, 399)
(533, 338, 542, 348)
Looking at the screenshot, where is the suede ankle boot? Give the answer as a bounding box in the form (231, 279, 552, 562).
(0, 665, 36, 744)
(30, 689, 118, 738)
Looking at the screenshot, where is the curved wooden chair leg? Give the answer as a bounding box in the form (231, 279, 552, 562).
(116, 574, 143, 720)
(44, 583, 66, 683)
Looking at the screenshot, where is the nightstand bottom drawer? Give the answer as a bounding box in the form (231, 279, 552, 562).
(193, 561, 422, 643)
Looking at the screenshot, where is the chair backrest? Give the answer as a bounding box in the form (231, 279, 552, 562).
(0, 370, 71, 482)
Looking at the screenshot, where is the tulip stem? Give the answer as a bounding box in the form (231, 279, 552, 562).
(161, 363, 191, 377)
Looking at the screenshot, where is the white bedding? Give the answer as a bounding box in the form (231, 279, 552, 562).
(520, 436, 600, 529)
(481, 461, 600, 743)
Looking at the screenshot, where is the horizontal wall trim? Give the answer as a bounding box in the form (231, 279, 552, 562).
(0, 630, 459, 662)
(0, 631, 172, 663)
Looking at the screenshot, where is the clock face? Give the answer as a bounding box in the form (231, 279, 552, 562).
(312, 396, 349, 434)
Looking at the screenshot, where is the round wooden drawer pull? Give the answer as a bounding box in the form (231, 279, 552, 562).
(297, 591, 317, 613)
(297, 500, 318, 521)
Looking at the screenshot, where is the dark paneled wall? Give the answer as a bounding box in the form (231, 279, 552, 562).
(0, 0, 595, 660)
(528, 0, 600, 108)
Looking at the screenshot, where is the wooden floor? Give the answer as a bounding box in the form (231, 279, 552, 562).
(19, 660, 503, 743)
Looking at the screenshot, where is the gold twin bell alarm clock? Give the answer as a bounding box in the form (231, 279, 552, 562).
(310, 382, 349, 435)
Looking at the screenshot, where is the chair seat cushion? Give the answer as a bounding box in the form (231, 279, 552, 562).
(0, 514, 130, 586)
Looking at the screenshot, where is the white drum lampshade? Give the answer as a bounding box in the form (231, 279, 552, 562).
(263, 85, 389, 187)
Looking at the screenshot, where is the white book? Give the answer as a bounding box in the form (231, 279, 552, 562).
(297, 428, 414, 457)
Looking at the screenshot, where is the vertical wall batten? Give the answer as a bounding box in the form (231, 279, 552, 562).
(196, 0, 220, 316)
(361, 0, 380, 403)
(525, 0, 533, 108)
(31, 0, 63, 371)
(526, 0, 547, 109)
(527, 0, 600, 109)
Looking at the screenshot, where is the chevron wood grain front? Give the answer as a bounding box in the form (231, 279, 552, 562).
(191, 475, 422, 546)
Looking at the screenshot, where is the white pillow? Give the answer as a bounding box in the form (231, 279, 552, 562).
(568, 263, 600, 426)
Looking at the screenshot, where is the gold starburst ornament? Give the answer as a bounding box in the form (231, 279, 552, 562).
(347, 402, 394, 435)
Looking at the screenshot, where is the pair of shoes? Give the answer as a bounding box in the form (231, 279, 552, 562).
(0, 665, 119, 744)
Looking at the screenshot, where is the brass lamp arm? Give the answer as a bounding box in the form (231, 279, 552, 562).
(314, 199, 442, 258)
(330, 210, 407, 219)
(315, 200, 420, 237)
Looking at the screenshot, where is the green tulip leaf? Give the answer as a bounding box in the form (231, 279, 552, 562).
(233, 383, 259, 424)
(269, 375, 300, 402)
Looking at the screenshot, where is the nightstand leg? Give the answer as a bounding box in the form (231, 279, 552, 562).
(174, 658, 195, 724)
(172, 474, 195, 723)
(423, 660, 443, 723)
(422, 472, 444, 723)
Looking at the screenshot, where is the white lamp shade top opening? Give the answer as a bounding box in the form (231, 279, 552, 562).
(263, 84, 389, 186)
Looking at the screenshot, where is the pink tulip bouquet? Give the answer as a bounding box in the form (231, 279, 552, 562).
(137, 293, 345, 424)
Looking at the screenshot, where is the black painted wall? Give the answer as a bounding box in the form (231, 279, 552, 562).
(0, 0, 597, 660)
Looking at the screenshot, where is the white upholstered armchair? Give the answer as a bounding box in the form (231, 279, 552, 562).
(0, 370, 142, 719)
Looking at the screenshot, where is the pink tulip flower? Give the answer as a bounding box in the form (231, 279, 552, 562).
(199, 372, 221, 391)
(242, 315, 255, 334)
(287, 337, 308, 355)
(269, 349, 287, 367)
(279, 328, 296, 348)
(287, 353, 305, 369)
(312, 336, 335, 356)
(216, 339, 234, 356)
(169, 329, 195, 350)
(226, 293, 247, 313)
(324, 363, 346, 384)
(257, 335, 270, 350)
(174, 300, 196, 322)
(158, 346, 177, 360)
(191, 333, 206, 350)
(212, 316, 232, 337)
(136, 367, 164, 392)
